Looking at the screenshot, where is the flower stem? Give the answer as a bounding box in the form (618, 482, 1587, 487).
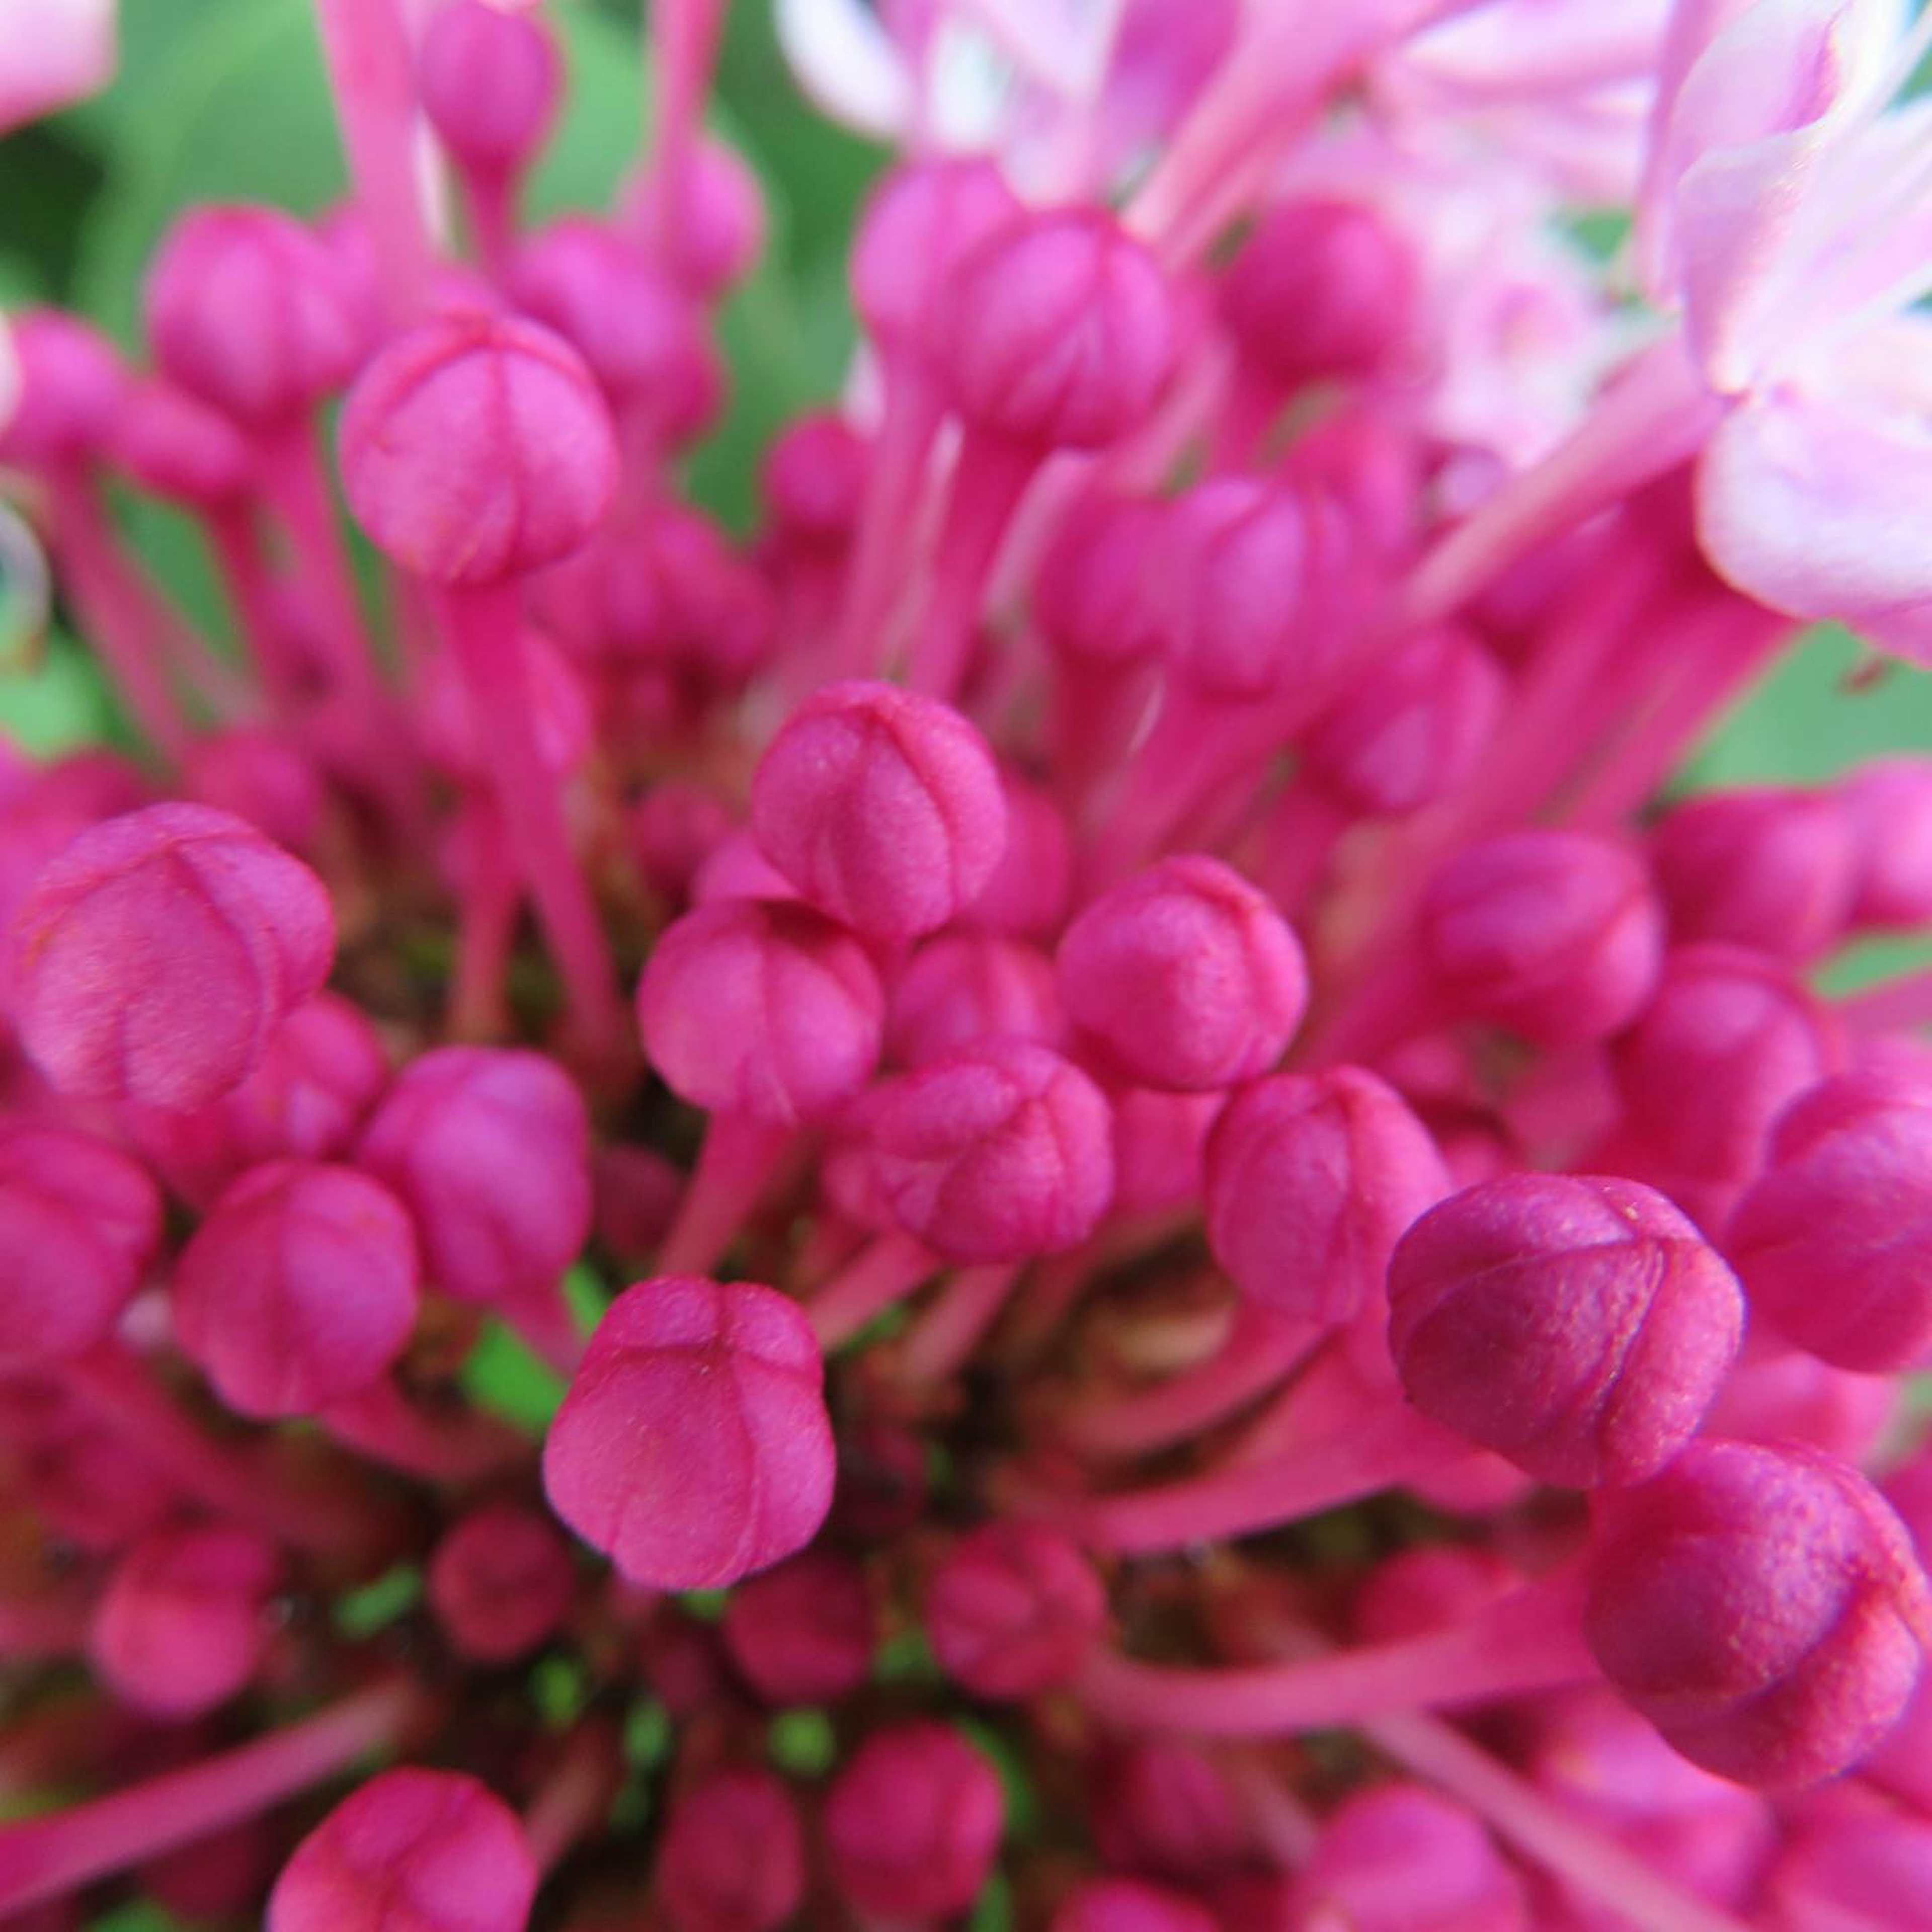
(657, 1113, 795, 1277)
(808, 1231, 941, 1349)
(322, 1375, 527, 1482)
(898, 1262, 1019, 1384)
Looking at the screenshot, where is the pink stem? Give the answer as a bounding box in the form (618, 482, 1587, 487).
(1257, 780, 1352, 915)
(808, 1230, 941, 1349)
(0, 1678, 424, 1918)
(206, 503, 313, 708)
(898, 1262, 1019, 1384)
(504, 1278, 587, 1379)
(643, 0, 727, 265)
(458, 167, 517, 282)
(657, 1113, 795, 1277)
(1048, 653, 1160, 814)
(311, 0, 435, 324)
(0, 1584, 93, 1662)
(523, 1722, 619, 1876)
(450, 788, 522, 1039)
(322, 1375, 526, 1482)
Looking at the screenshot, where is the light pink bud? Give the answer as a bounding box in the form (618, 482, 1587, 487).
(657, 1766, 805, 1932)
(761, 412, 867, 542)
(926, 1521, 1107, 1699)
(887, 933, 1062, 1067)
(428, 1503, 575, 1664)
(418, 0, 561, 175)
(0, 310, 126, 469)
(851, 159, 1022, 355)
(1050, 1879, 1216, 1932)
(114, 381, 254, 507)
(184, 730, 329, 856)
(625, 133, 767, 298)
(1034, 492, 1166, 668)
(722, 1550, 876, 1704)
(1840, 757, 1932, 928)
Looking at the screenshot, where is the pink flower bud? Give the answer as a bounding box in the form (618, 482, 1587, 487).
(1420, 832, 1663, 1047)
(173, 1159, 419, 1419)
(1389, 1174, 1744, 1487)
(1763, 1809, 1932, 1932)
(926, 1521, 1106, 1699)
(851, 159, 1022, 355)
(145, 206, 369, 426)
(428, 1503, 575, 1664)
(1352, 1545, 1520, 1645)
(268, 1768, 537, 1932)
(959, 770, 1072, 940)
(1584, 1439, 1932, 1787)
(90, 1522, 283, 1718)
(625, 133, 767, 298)
(639, 899, 884, 1126)
(1092, 1741, 1251, 1880)
(1222, 200, 1418, 389)
(1058, 857, 1307, 1092)
(339, 311, 618, 586)
(1291, 1785, 1526, 1932)
(0, 1122, 160, 1363)
(418, 0, 561, 175)
(1205, 1067, 1449, 1325)
(543, 1274, 834, 1589)
(1840, 757, 1932, 928)
(184, 729, 329, 856)
(761, 412, 867, 542)
(824, 1723, 1004, 1922)
(9, 803, 336, 1109)
(18, 1403, 175, 1551)
(888, 933, 1062, 1067)
(630, 781, 735, 907)
(114, 381, 254, 508)
(722, 1550, 876, 1704)
(656, 1766, 805, 1932)
(1049, 1879, 1216, 1932)
(869, 1038, 1114, 1261)
(356, 1046, 589, 1307)
(1034, 492, 1165, 668)
(750, 681, 1007, 939)
(0, 310, 125, 469)
(938, 210, 1178, 451)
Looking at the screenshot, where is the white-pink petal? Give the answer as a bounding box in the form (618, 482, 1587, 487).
(774, 0, 916, 138)
(0, 0, 116, 134)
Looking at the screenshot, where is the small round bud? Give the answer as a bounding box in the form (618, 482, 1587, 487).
(959, 770, 1072, 939)
(926, 1521, 1107, 1699)
(1389, 1174, 1744, 1487)
(1034, 492, 1165, 668)
(1420, 831, 1663, 1046)
(1109, 1085, 1224, 1219)
(268, 1769, 537, 1932)
(543, 1275, 834, 1590)
(184, 729, 329, 855)
(869, 1038, 1114, 1261)
(852, 159, 1022, 355)
(356, 1046, 590, 1307)
(722, 1550, 876, 1704)
(657, 1767, 805, 1932)
(639, 899, 884, 1126)
(1058, 856, 1307, 1092)
(114, 381, 254, 507)
(626, 133, 767, 298)
(750, 680, 1006, 939)
(761, 412, 867, 542)
(340, 310, 617, 586)
(9, 803, 336, 1109)
(824, 1723, 1004, 1922)
(1352, 1544, 1520, 1644)
(1092, 1741, 1251, 1880)
(1840, 756, 1932, 928)
(1050, 1879, 1216, 1932)
(887, 933, 1062, 1067)
(1205, 1067, 1449, 1324)
(428, 1503, 575, 1664)
(418, 0, 561, 175)
(0, 310, 126, 469)
(1584, 1439, 1932, 1787)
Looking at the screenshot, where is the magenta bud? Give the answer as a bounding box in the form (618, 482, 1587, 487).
(851, 158, 1023, 355)
(761, 411, 867, 542)
(722, 1550, 876, 1704)
(657, 1766, 805, 1932)
(1352, 1544, 1519, 1644)
(959, 770, 1072, 940)
(639, 898, 884, 1125)
(1205, 1066, 1449, 1324)
(356, 1045, 590, 1306)
(1763, 1809, 1932, 1932)
(690, 832, 797, 908)
(0, 1122, 160, 1364)
(90, 1522, 283, 1718)
(926, 1520, 1107, 1699)
(0, 310, 126, 469)
(340, 310, 618, 586)
(1420, 831, 1663, 1046)
(1723, 1070, 1932, 1371)
(1390, 1173, 1743, 1487)
(887, 933, 1062, 1067)
(1058, 856, 1307, 1092)
(184, 729, 329, 856)
(113, 381, 254, 507)
(750, 680, 1007, 939)
(268, 1768, 538, 1932)
(1291, 1785, 1526, 1932)
(428, 1502, 575, 1664)
(824, 1722, 1004, 1922)
(145, 206, 368, 426)
(1222, 199, 1418, 389)
(870, 1038, 1114, 1261)
(1301, 625, 1505, 816)
(1840, 756, 1932, 928)
(1034, 492, 1165, 668)
(9, 803, 336, 1109)
(626, 133, 767, 298)
(173, 1159, 419, 1419)
(592, 1142, 683, 1259)
(543, 1274, 834, 1589)
(19, 1405, 176, 1551)
(418, 0, 561, 175)
(938, 210, 1178, 451)
(630, 780, 735, 907)
(1092, 1741, 1251, 1880)
(1049, 1879, 1216, 1932)
(1584, 1438, 1932, 1787)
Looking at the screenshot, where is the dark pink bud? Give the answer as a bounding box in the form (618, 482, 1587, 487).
(428, 1503, 575, 1664)
(824, 1722, 1004, 1922)
(1301, 625, 1505, 816)
(641, 897, 883, 1126)
(690, 832, 797, 908)
(1034, 492, 1165, 668)
(887, 933, 1062, 1067)
(657, 1767, 805, 1932)
(1205, 1067, 1449, 1325)
(1092, 1741, 1252, 1880)
(959, 770, 1072, 939)
(1840, 756, 1932, 928)
(1291, 1785, 1526, 1932)
(542, 1274, 834, 1589)
(340, 311, 617, 585)
(592, 1142, 683, 1258)
(851, 159, 1022, 355)
(185, 729, 329, 856)
(0, 310, 125, 469)
(1724, 1070, 1932, 1370)
(418, 0, 561, 175)
(722, 1550, 876, 1704)
(1763, 1809, 1932, 1932)
(630, 780, 736, 906)
(268, 1768, 537, 1932)
(761, 412, 867, 542)
(8, 803, 336, 1108)
(173, 1159, 418, 1418)
(938, 210, 1177, 451)
(356, 1045, 590, 1306)
(113, 381, 254, 507)
(0, 1122, 160, 1364)
(1352, 1544, 1519, 1645)
(1389, 1173, 1744, 1487)
(869, 1038, 1114, 1261)
(750, 680, 1006, 939)
(1584, 1439, 1932, 1787)
(419, 631, 589, 780)
(1049, 1879, 1215, 1932)
(626, 133, 767, 298)
(18, 1404, 175, 1551)
(1058, 856, 1307, 1092)
(90, 1522, 283, 1718)
(1281, 404, 1424, 559)
(145, 206, 368, 425)
(1222, 199, 1417, 388)
(926, 1520, 1106, 1699)
(1420, 832, 1663, 1046)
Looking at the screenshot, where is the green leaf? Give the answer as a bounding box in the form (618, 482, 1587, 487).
(768, 1706, 839, 1778)
(0, 634, 120, 755)
(333, 1563, 424, 1637)
(460, 1318, 568, 1433)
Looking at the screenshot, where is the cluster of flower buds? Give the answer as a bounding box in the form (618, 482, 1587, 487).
(6, 0, 1932, 1926)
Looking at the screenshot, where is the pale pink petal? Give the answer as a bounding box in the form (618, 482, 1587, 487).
(0, 0, 116, 134)
(775, 0, 916, 138)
